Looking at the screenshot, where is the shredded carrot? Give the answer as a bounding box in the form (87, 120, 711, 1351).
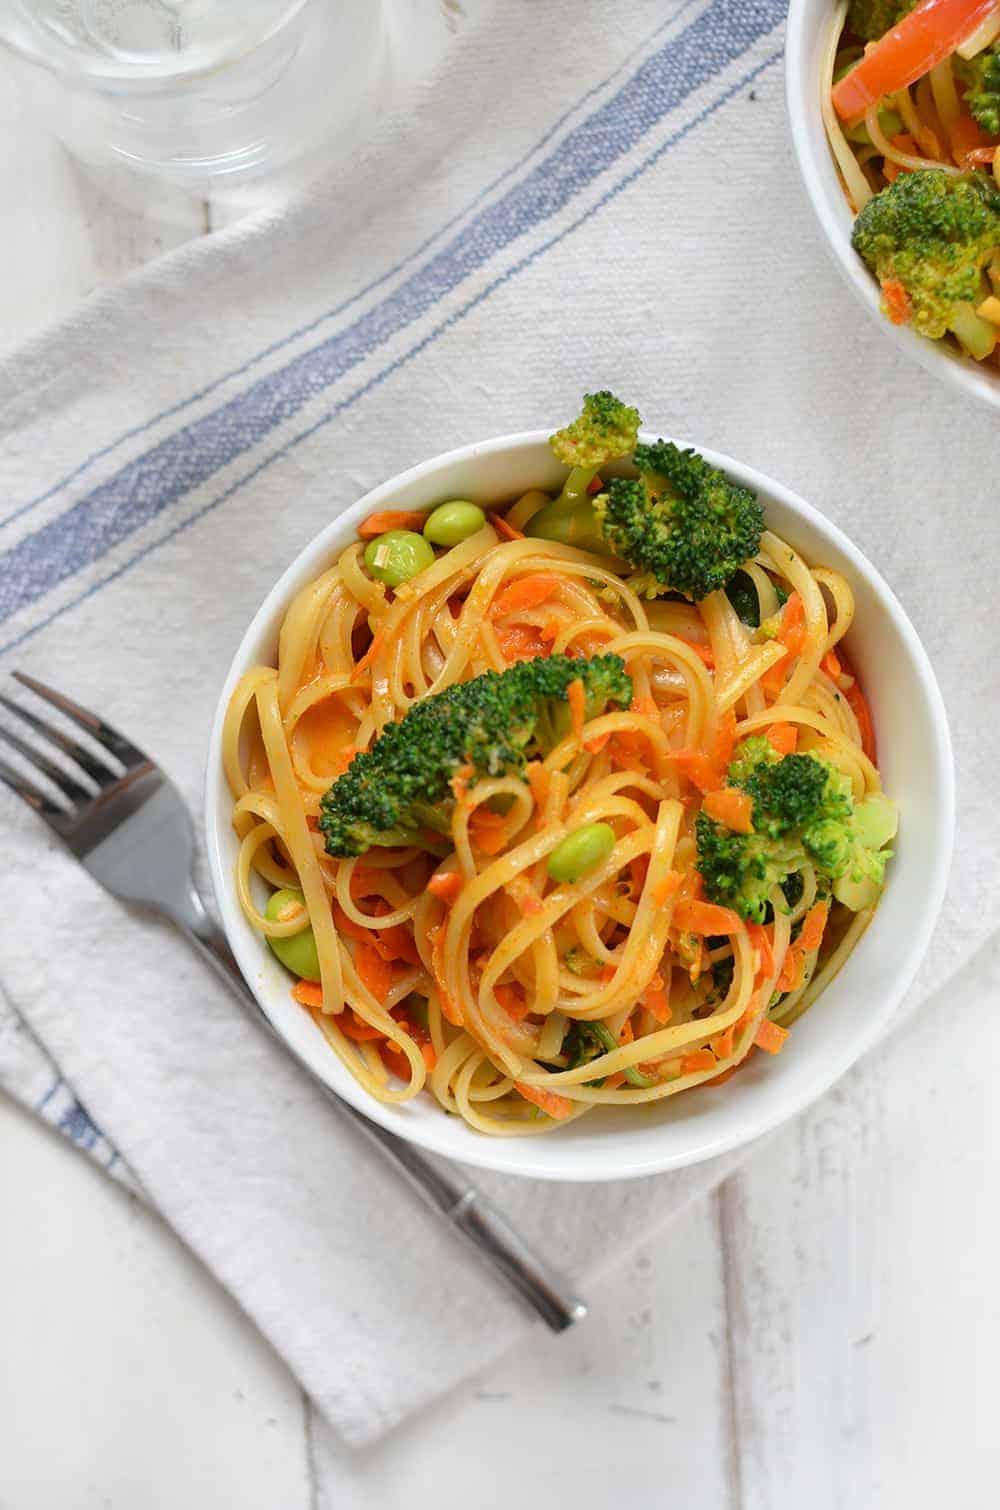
(339, 1010, 388, 1042)
(586, 474, 605, 495)
(774, 946, 805, 995)
(488, 511, 524, 541)
(797, 901, 830, 955)
(765, 722, 798, 756)
(950, 111, 986, 163)
(515, 1081, 574, 1119)
(469, 807, 507, 854)
(540, 615, 562, 645)
(778, 592, 805, 657)
(421, 1041, 437, 1072)
(494, 982, 531, 1020)
(674, 899, 745, 935)
(754, 1018, 789, 1055)
(428, 925, 463, 1026)
(603, 1071, 627, 1089)
(351, 632, 383, 682)
(525, 761, 550, 809)
(821, 648, 842, 681)
(618, 1018, 635, 1046)
(450, 762, 475, 804)
(584, 731, 611, 754)
(881, 277, 913, 325)
(357, 510, 427, 538)
(844, 678, 877, 762)
(497, 623, 550, 662)
(746, 922, 775, 982)
(713, 710, 737, 770)
(702, 786, 754, 834)
(714, 1023, 737, 1060)
(642, 973, 672, 1024)
(678, 636, 715, 667)
(354, 939, 393, 1004)
(490, 574, 561, 617)
(761, 649, 791, 699)
(292, 980, 324, 1009)
(671, 749, 723, 795)
(428, 871, 464, 903)
(567, 677, 586, 743)
(331, 743, 358, 776)
(680, 1048, 717, 1074)
(349, 866, 380, 899)
(653, 871, 684, 908)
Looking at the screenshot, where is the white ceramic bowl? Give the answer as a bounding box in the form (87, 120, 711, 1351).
(206, 431, 954, 1182)
(786, 0, 1000, 411)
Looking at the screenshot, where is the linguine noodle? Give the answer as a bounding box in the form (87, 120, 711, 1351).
(223, 484, 887, 1135)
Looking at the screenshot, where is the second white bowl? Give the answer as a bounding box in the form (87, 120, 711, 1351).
(785, 0, 1000, 412)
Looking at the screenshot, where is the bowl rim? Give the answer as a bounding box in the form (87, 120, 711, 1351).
(205, 428, 955, 1181)
(784, 0, 1000, 413)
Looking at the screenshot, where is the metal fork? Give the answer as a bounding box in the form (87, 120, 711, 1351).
(0, 671, 586, 1333)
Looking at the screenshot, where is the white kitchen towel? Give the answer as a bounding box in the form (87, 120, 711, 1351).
(0, 0, 995, 1451)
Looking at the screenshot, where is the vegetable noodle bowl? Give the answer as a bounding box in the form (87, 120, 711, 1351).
(222, 395, 896, 1137)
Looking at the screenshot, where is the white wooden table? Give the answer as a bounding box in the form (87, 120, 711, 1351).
(1, 32, 997, 1510)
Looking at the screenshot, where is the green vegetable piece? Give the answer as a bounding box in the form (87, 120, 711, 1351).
(564, 1018, 655, 1087)
(364, 529, 435, 587)
(956, 42, 1000, 136)
(423, 500, 485, 546)
(846, 0, 915, 42)
(697, 738, 897, 923)
(852, 170, 1000, 344)
(528, 390, 641, 548)
(726, 569, 761, 628)
(547, 822, 616, 884)
(265, 889, 321, 981)
(319, 653, 632, 857)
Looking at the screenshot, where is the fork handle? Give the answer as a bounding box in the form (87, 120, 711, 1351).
(174, 884, 587, 1333)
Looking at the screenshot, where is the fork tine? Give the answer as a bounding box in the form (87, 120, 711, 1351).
(0, 754, 71, 821)
(0, 693, 118, 788)
(0, 722, 94, 804)
(12, 671, 150, 770)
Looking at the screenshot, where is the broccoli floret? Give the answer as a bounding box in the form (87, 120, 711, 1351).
(696, 738, 897, 922)
(529, 397, 764, 599)
(527, 391, 641, 549)
(957, 45, 1000, 137)
(549, 390, 642, 471)
(319, 654, 632, 856)
(852, 170, 1000, 344)
(846, 0, 914, 41)
(592, 443, 764, 601)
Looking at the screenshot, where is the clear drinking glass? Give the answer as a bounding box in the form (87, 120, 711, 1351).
(0, 0, 385, 188)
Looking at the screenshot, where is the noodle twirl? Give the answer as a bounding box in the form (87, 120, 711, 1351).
(223, 395, 896, 1136)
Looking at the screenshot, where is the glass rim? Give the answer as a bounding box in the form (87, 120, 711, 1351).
(0, 0, 315, 84)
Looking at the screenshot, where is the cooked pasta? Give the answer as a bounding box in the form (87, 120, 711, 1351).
(223, 397, 895, 1135)
(824, 0, 1000, 361)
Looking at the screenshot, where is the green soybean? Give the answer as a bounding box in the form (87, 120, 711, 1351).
(547, 822, 616, 884)
(423, 500, 485, 546)
(364, 529, 435, 587)
(265, 888, 321, 981)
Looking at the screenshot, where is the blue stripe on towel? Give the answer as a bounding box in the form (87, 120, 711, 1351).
(0, 0, 784, 631)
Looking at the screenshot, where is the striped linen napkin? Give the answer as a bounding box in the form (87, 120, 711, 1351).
(1, 0, 995, 1456)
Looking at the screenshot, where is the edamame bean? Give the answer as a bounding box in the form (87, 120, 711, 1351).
(547, 822, 616, 884)
(364, 530, 435, 587)
(265, 888, 321, 981)
(423, 500, 485, 546)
